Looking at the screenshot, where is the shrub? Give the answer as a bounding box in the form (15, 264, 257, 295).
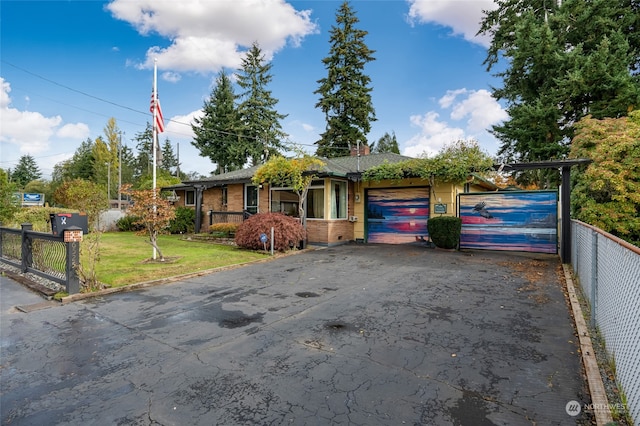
(235, 212, 306, 252)
(6, 206, 77, 232)
(168, 206, 196, 234)
(116, 215, 144, 232)
(427, 216, 462, 250)
(209, 222, 239, 237)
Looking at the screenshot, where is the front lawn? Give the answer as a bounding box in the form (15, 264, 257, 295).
(88, 232, 268, 287)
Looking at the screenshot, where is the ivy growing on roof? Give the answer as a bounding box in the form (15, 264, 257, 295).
(362, 140, 494, 185)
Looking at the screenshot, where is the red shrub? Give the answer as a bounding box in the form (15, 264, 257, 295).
(235, 212, 306, 252)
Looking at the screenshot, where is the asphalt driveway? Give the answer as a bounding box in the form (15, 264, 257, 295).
(1, 244, 591, 425)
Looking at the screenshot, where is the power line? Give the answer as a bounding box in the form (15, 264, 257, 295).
(2, 60, 148, 117)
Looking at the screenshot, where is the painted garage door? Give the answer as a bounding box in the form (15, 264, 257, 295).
(366, 187, 430, 244)
(459, 191, 558, 253)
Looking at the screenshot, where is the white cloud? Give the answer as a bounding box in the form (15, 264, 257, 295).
(0, 78, 91, 172)
(402, 89, 506, 158)
(445, 88, 508, 132)
(403, 111, 466, 157)
(164, 109, 203, 140)
(107, 0, 318, 75)
(0, 78, 61, 155)
(407, 0, 497, 47)
(57, 123, 91, 140)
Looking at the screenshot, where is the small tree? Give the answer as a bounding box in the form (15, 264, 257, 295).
(252, 154, 325, 227)
(123, 185, 176, 261)
(52, 179, 108, 291)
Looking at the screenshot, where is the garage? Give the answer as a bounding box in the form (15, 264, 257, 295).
(366, 187, 430, 244)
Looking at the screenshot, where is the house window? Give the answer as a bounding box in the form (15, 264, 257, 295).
(221, 186, 228, 206)
(185, 190, 195, 206)
(331, 180, 347, 219)
(270, 180, 324, 219)
(245, 185, 259, 214)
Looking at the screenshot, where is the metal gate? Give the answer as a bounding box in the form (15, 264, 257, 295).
(458, 191, 558, 253)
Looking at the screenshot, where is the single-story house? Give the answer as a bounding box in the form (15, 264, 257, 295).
(164, 146, 497, 245)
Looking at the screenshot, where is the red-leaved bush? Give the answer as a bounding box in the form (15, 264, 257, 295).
(235, 212, 306, 252)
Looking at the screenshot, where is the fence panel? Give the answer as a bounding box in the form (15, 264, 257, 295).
(1, 225, 80, 294)
(571, 220, 640, 424)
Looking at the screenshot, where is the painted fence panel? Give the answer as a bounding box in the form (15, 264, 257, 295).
(459, 191, 558, 253)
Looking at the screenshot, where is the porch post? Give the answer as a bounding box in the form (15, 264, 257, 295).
(194, 185, 205, 233)
(560, 166, 571, 263)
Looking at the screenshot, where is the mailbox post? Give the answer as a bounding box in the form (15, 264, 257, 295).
(63, 226, 82, 294)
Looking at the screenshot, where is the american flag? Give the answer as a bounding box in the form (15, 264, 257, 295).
(150, 90, 165, 133)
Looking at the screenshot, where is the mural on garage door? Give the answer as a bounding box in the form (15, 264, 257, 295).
(459, 191, 558, 253)
(366, 187, 430, 244)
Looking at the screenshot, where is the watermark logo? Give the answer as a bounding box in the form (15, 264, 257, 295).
(566, 400, 582, 417)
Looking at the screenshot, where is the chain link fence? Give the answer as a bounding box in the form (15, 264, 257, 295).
(571, 220, 640, 424)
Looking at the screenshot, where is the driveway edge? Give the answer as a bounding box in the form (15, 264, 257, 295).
(562, 264, 613, 425)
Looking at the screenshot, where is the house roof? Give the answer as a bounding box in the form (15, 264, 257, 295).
(164, 153, 414, 190)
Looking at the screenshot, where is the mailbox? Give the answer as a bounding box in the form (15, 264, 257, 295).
(50, 213, 89, 236)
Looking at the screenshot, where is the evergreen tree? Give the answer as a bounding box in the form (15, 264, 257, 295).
(133, 124, 154, 180)
(479, 0, 640, 185)
(371, 132, 400, 154)
(52, 138, 96, 184)
(160, 139, 178, 175)
(236, 42, 288, 165)
(11, 154, 42, 188)
(192, 71, 244, 173)
(315, 1, 376, 158)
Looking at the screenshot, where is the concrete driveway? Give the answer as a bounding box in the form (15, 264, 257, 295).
(1, 244, 591, 425)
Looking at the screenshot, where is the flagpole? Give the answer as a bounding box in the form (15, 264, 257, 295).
(152, 59, 158, 260)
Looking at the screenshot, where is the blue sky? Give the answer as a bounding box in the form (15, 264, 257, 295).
(0, 0, 507, 179)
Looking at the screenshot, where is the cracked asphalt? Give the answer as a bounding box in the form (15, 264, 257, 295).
(1, 244, 592, 425)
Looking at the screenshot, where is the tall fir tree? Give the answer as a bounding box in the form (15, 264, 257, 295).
(479, 0, 640, 186)
(315, 1, 376, 158)
(192, 71, 244, 173)
(11, 154, 42, 188)
(236, 42, 288, 166)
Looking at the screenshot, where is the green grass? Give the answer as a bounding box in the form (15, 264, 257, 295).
(87, 232, 268, 287)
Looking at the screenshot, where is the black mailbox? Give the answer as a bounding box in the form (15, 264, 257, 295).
(50, 213, 89, 236)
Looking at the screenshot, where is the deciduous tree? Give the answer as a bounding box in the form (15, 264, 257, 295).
(0, 169, 19, 223)
(570, 112, 640, 246)
(52, 178, 109, 291)
(253, 155, 325, 227)
(123, 185, 176, 261)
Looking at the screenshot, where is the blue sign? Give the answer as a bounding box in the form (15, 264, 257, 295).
(19, 193, 45, 206)
(259, 233, 268, 243)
